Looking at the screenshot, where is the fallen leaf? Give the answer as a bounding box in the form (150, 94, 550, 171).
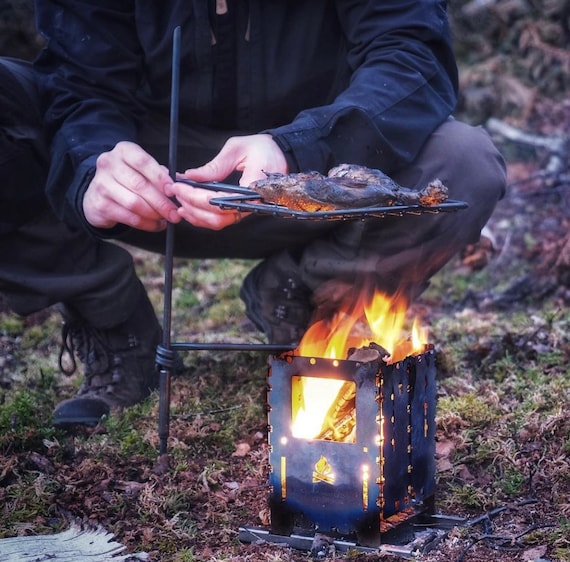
(522, 545, 547, 561)
(232, 442, 251, 457)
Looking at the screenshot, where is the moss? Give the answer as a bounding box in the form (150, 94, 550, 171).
(0, 389, 58, 450)
(438, 391, 502, 429)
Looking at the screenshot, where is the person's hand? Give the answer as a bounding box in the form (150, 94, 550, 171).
(168, 133, 288, 230)
(83, 141, 180, 231)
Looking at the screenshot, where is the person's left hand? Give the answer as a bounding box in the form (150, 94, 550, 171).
(166, 133, 288, 230)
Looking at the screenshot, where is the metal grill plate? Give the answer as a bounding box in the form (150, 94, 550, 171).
(178, 179, 468, 221)
(209, 194, 468, 221)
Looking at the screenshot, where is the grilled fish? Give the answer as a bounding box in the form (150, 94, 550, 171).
(249, 164, 448, 212)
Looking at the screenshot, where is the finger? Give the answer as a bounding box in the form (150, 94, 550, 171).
(109, 170, 180, 224)
(173, 185, 243, 229)
(96, 160, 178, 224)
(171, 181, 245, 210)
(184, 158, 235, 183)
(183, 137, 245, 181)
(109, 185, 177, 228)
(104, 143, 176, 204)
(173, 182, 253, 223)
(177, 205, 238, 231)
(109, 208, 169, 231)
(116, 142, 173, 191)
(84, 177, 174, 231)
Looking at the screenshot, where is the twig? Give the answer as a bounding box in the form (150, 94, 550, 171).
(172, 404, 242, 420)
(455, 499, 558, 562)
(457, 522, 556, 561)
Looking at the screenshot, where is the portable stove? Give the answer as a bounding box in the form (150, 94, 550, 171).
(237, 345, 446, 555)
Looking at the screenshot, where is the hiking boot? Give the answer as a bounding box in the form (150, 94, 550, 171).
(240, 251, 313, 346)
(53, 292, 162, 427)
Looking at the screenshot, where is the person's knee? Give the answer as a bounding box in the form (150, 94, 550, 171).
(435, 120, 507, 205)
(392, 119, 507, 250)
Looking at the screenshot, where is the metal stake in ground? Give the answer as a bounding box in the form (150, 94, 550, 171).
(155, 25, 181, 458)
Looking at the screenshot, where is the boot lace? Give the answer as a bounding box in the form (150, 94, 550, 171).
(58, 320, 122, 394)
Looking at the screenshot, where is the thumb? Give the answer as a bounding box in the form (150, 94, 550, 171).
(239, 167, 268, 187)
(184, 157, 235, 182)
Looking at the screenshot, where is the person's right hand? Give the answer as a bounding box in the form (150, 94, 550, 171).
(82, 141, 181, 231)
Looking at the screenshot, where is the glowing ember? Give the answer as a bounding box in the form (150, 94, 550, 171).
(298, 288, 428, 362)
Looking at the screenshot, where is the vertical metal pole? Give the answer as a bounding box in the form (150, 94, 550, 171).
(157, 25, 181, 457)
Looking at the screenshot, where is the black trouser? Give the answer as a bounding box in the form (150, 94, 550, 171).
(0, 58, 507, 328)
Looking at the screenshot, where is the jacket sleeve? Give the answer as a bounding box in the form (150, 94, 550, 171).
(266, 0, 459, 175)
(35, 0, 144, 233)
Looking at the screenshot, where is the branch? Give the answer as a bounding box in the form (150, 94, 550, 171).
(486, 117, 570, 177)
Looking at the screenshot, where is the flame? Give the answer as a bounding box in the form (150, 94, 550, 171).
(290, 287, 428, 440)
(291, 291, 428, 442)
(298, 287, 427, 362)
(291, 376, 348, 439)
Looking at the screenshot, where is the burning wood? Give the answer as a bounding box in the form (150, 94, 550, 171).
(347, 342, 390, 363)
(314, 380, 356, 443)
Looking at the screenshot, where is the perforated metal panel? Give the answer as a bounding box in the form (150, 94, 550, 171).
(267, 347, 437, 547)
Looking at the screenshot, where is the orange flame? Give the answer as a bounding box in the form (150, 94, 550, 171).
(290, 286, 429, 440)
(298, 287, 427, 363)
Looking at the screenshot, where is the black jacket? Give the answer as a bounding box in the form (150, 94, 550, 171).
(34, 0, 458, 231)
